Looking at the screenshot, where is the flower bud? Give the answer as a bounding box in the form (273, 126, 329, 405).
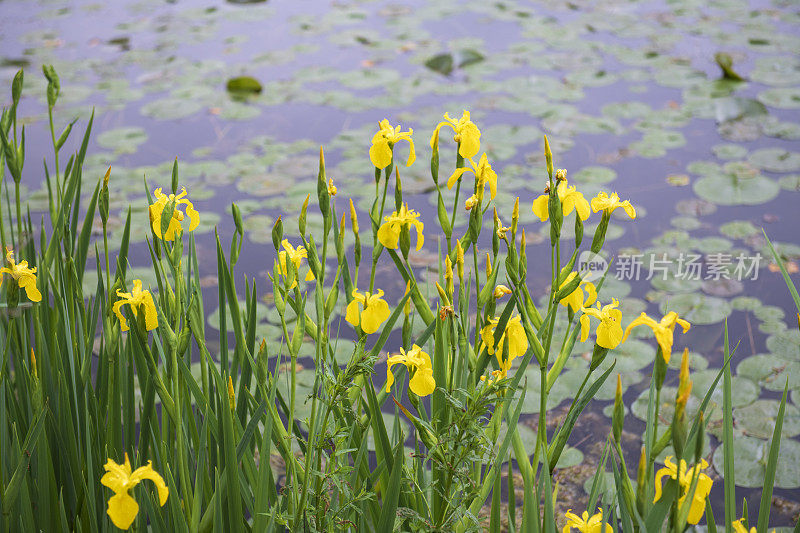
(445, 256, 454, 297)
(543, 135, 554, 179)
(548, 184, 562, 243)
(299, 194, 310, 236)
(431, 130, 440, 185)
(99, 167, 111, 225)
(485, 253, 492, 278)
(327, 178, 337, 196)
(672, 348, 692, 458)
(590, 211, 610, 254)
(455, 238, 464, 281)
(612, 374, 624, 443)
(394, 167, 402, 212)
(555, 168, 567, 182)
(403, 280, 411, 317)
(257, 339, 268, 386)
(511, 196, 519, 237)
(435, 282, 451, 307)
(464, 194, 479, 210)
(30, 348, 37, 379)
(272, 216, 283, 252)
(171, 158, 179, 195)
(518, 229, 527, 280)
(317, 147, 330, 218)
(437, 193, 452, 237)
(227, 375, 236, 410)
(231, 202, 243, 236)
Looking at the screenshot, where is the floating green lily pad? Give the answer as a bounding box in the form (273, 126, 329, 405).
(141, 97, 203, 120)
(747, 148, 800, 173)
(719, 220, 759, 239)
(712, 143, 748, 160)
(226, 76, 263, 95)
(97, 127, 147, 154)
(757, 87, 800, 109)
(691, 369, 760, 408)
(712, 434, 800, 489)
(660, 293, 732, 325)
(779, 174, 800, 191)
(693, 171, 780, 205)
(735, 399, 800, 438)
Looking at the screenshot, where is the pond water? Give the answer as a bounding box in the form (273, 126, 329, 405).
(2, 0, 799, 525)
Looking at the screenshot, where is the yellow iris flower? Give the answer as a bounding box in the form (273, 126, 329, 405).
(621, 311, 691, 364)
(562, 509, 614, 532)
(447, 153, 498, 201)
(532, 180, 591, 222)
(101, 454, 168, 530)
(480, 315, 528, 376)
(278, 239, 315, 289)
(377, 204, 425, 251)
(590, 191, 636, 219)
(386, 344, 436, 397)
(493, 285, 512, 299)
(580, 299, 624, 349)
(345, 288, 391, 334)
(654, 456, 713, 525)
(731, 519, 773, 533)
(112, 279, 158, 332)
(430, 110, 481, 159)
(559, 272, 597, 312)
(369, 119, 415, 169)
(149, 187, 200, 241)
(0, 249, 42, 302)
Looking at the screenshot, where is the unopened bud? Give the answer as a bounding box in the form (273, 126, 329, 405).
(455, 238, 464, 280)
(30, 349, 37, 379)
(349, 199, 359, 235)
(394, 167, 402, 211)
(299, 194, 310, 235)
(445, 256, 454, 296)
(519, 229, 527, 279)
(227, 375, 236, 410)
(612, 374, 624, 443)
(327, 178, 337, 196)
(272, 216, 283, 252)
(511, 196, 519, 235)
(435, 282, 451, 307)
(543, 135, 554, 178)
(465, 195, 479, 210)
(555, 169, 567, 182)
(486, 253, 492, 278)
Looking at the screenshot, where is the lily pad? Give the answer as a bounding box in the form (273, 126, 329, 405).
(719, 220, 759, 239)
(227, 76, 263, 95)
(712, 143, 748, 160)
(691, 369, 759, 408)
(747, 148, 800, 173)
(97, 127, 147, 154)
(693, 171, 780, 206)
(766, 330, 800, 360)
(660, 293, 732, 325)
(714, 97, 766, 123)
(141, 98, 203, 120)
(712, 435, 800, 488)
(779, 175, 800, 191)
(757, 87, 800, 109)
(424, 53, 454, 75)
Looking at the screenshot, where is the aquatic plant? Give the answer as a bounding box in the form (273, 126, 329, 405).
(0, 69, 790, 533)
